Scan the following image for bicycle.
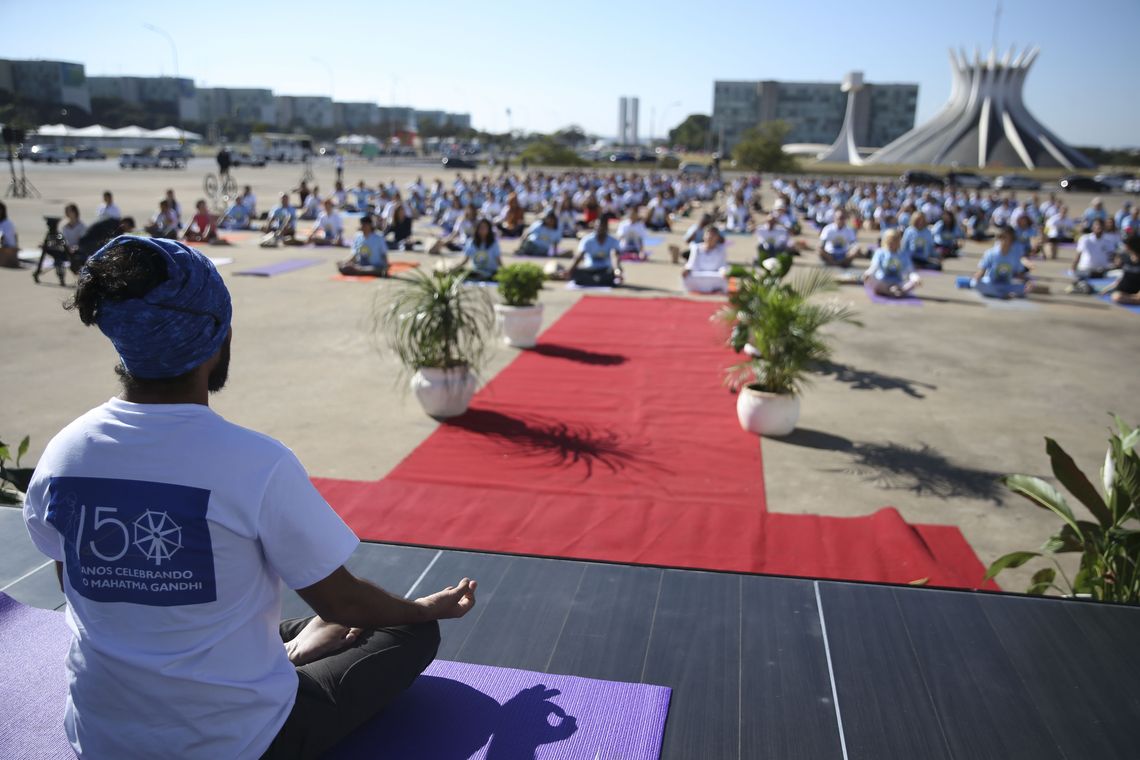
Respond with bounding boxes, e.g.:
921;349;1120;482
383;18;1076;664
204;172;238;199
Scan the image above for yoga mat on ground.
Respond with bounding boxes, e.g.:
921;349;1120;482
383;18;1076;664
864;281;922;306
234;258;323;277
1100;294;1140;314
0;593;670;760
317;296;993;589
331;262;421;281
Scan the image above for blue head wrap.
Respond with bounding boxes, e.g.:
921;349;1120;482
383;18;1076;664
87;235;232;379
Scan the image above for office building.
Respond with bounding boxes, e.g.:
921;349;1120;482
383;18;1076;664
89;76;198;122
711;78;917;153
617;96;640;145
275;96;333;129
0;58;91;111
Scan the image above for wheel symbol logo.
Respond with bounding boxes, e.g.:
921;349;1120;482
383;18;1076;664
133;510;182;566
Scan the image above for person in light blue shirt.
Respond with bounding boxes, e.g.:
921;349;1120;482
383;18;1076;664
337;215;388;276
931;209;963;259
461;219;502;281
863;228;920;297
1082;198;1107;231
516;212;563;257
218;200;250;230
260;194;299;247
973;226;1037;298
901;211;939;270
350;181;374;213
569;215;623;287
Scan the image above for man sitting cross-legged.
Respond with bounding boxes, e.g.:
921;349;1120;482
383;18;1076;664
23;235;476;759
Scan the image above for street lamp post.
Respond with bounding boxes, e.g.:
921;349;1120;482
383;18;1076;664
142;23;183;143
655;101;682;147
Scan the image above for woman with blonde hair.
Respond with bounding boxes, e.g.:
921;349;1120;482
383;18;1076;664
495;192;526;238
863;227;920;297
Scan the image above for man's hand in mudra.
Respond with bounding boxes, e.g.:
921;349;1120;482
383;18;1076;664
415;578;478;620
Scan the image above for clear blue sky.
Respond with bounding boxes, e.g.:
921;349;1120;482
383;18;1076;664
3;0;1137;147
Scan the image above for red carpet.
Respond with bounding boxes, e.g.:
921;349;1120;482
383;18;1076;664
316;296;994;590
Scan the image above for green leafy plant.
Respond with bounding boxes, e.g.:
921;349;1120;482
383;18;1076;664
716;256;860;396
985;416;1140;603
732;120;799;173
378;268;495;375
495;263;546;307
1;436;34;506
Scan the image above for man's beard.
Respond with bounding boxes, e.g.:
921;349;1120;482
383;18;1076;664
207;339;231;393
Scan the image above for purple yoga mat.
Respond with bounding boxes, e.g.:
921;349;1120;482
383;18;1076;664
235;257;324;277
0;594;670;760
864;282;922;306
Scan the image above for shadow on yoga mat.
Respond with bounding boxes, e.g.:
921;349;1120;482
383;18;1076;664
0;594;670;760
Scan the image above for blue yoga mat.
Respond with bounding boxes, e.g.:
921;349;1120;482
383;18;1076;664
0;592;671;760
643;235;664;247
234;258;324;277
1100;294;1140;314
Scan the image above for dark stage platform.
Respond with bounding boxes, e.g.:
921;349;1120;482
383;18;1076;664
2;507;1137;759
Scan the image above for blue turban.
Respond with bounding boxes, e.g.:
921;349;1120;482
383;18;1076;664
87;235;232;379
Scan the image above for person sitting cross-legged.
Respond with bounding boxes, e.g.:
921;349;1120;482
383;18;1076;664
568;215;623;287
218;197;251;230
24;235;477;760
615;206;649;260
1100;234;1140;305
183;200;230;245
902;211;939;270
1068;218;1115;293
863;227;920;297
338;215;389;276
818;210;861;267
307;199;346;247
973;225;1043;299
262;194;300;247
145;199;180;239
516;211;563;257
682;225;729;293
460;218;503;282
755;213;793;264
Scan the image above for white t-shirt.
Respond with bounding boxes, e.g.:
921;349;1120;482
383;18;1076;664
615;219;647;248
0;218;16;247
1076;233;1114;272
23;398;359;759
686;242;727;273
756;225;789;249
820;223;856;254
95;203;121;222
315;210;343;238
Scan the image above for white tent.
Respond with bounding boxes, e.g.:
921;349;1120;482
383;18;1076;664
29;123;202;149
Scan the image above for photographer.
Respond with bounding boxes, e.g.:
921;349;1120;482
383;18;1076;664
0;201;17;268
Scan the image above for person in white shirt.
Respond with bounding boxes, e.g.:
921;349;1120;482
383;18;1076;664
307;199;345;246
683;225;729;293
615;206;649;259
95;191;121;222
1072;218;1114;282
165;189;183;228
756;213;792;263
1043;205;1076;260
818;210;861;267
144;199;180;239
0;201;19;268
299;186;323;220
25;235;476;759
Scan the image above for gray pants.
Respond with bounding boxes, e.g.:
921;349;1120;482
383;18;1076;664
261;616;440;759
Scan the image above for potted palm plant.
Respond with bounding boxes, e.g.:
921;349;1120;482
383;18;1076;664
379;268;495;418
494;263;546;348
718;255;860;436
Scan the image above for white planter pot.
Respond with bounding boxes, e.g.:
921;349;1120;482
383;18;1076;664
736;385;800;436
495;303;544;348
410;366;477;419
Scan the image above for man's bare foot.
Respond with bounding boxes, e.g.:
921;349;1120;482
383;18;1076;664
285;616;362;666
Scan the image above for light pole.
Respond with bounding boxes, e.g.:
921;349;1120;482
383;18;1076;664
143;23;183;143
311;57;335;101
654;100;682;146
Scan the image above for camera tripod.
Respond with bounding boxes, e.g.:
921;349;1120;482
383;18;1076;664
5;152;40;199
32;217;74;286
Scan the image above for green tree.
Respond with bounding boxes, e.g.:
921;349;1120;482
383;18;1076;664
667;114;711;151
519;137;586;167
552;125;588;147
733;121;798;173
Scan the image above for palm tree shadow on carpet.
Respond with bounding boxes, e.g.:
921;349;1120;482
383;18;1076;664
445;409;661;480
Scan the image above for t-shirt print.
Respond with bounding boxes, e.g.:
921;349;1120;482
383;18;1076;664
47;476;217;606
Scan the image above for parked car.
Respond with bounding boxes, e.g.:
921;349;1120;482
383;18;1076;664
441;155;476;169
73;145;106;160
678;162;713;178
993;174;1042;191
155;147;188;168
119;149;160;169
1059;175;1109;193
1123;179;1140;194
901;170;944;187
1094;172;1134;190
608;152;637;163
231;152;266;167
945;171;990;189
28;144;74;163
